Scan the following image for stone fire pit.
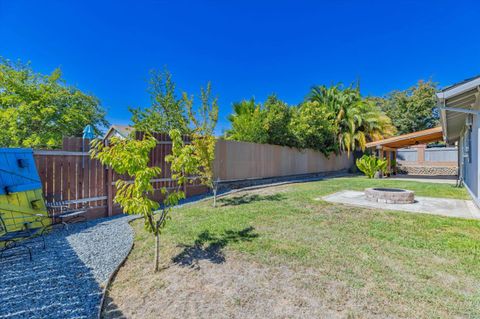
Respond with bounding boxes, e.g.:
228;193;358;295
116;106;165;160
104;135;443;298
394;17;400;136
365;188;415;204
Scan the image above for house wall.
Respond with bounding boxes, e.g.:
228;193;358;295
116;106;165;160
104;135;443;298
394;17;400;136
462;114;479;202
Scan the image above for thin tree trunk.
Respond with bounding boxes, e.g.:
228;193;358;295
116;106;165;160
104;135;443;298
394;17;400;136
154;229;160;272
213;188;217;207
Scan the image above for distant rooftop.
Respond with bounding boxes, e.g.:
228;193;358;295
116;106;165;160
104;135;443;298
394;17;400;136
103;124;134;139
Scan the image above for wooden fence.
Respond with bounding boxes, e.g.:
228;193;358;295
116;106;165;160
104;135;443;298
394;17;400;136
33;136;207;219
33;136;353;220
396;145;458;166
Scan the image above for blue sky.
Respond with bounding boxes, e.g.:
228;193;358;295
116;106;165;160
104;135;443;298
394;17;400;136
1;0;479;135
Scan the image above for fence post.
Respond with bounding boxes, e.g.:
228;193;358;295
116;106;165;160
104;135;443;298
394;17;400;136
107;166;113;216
416;145;426;164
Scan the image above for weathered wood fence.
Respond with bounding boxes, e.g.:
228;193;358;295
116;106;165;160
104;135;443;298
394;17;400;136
34;136;207;219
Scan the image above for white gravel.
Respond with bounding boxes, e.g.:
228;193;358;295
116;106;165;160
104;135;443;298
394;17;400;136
0;214;136;319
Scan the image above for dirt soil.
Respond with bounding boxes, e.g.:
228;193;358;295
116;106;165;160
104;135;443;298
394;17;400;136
103;250;383;319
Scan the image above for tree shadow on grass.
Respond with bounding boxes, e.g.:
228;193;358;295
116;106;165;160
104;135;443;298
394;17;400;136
172;227;258;268
101;295;128;319
218;193;286;206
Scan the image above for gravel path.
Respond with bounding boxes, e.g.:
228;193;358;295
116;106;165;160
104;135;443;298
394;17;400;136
0;214;137;319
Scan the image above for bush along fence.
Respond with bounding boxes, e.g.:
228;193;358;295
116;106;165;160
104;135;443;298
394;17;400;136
32;136;353;220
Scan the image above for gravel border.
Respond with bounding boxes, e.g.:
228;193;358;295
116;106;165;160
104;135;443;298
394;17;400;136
0;214;136;319
97;219;138;319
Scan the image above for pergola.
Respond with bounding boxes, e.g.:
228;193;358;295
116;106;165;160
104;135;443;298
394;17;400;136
365;127;444;174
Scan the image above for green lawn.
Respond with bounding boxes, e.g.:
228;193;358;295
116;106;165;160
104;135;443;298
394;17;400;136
104;177;480;319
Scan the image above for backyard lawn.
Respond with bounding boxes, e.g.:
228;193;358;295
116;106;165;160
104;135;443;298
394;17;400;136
102;177;479;318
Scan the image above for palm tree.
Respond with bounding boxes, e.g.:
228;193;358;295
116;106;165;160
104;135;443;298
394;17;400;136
225;99;267;143
308;84;395;156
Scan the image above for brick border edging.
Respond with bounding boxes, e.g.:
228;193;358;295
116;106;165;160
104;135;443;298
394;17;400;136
365;187;415;204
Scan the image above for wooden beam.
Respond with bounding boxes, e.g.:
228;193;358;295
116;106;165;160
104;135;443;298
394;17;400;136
366;127;443;148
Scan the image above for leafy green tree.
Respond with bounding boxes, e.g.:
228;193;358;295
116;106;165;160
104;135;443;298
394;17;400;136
90;132;193;272
130;69;190;134
91;76;219;270
0;58;108;148
226;98;267;143
289;101;338;155
184;83;219;205
263;94;295;147
375;80;438;134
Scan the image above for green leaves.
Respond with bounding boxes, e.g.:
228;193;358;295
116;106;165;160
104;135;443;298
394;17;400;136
130;68;190;135
309;84;395;156
0;57;108;148
226;98;268;144
226;86;394;157
375;80;438;135
356;155;388;178
91;135;163;229
263;95;295;147
289;101;338;156
166;129;197;187
167;79;219;191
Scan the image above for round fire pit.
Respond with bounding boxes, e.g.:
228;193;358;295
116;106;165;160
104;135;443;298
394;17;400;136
365;188;415;204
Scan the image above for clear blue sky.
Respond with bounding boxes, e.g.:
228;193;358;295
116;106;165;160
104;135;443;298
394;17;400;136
1;0;479;135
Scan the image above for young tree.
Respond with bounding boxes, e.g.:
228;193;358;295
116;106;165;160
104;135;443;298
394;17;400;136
91;72;219;270
0;58;108;148
130;68;190;134
375;80;438;134
90;133;192;272
184;83;219;206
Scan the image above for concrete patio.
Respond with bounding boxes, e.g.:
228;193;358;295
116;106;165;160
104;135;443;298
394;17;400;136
321;190;480;220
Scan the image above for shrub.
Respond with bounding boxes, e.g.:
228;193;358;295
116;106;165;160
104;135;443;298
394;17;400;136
356;155;387;178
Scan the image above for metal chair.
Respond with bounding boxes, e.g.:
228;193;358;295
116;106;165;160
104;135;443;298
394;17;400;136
0;213;46;261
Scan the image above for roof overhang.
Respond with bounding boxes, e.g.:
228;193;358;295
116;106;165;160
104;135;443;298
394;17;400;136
365;127;443;149
437;79;480;143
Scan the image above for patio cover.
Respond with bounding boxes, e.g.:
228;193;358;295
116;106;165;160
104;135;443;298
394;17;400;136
365;127;444;150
